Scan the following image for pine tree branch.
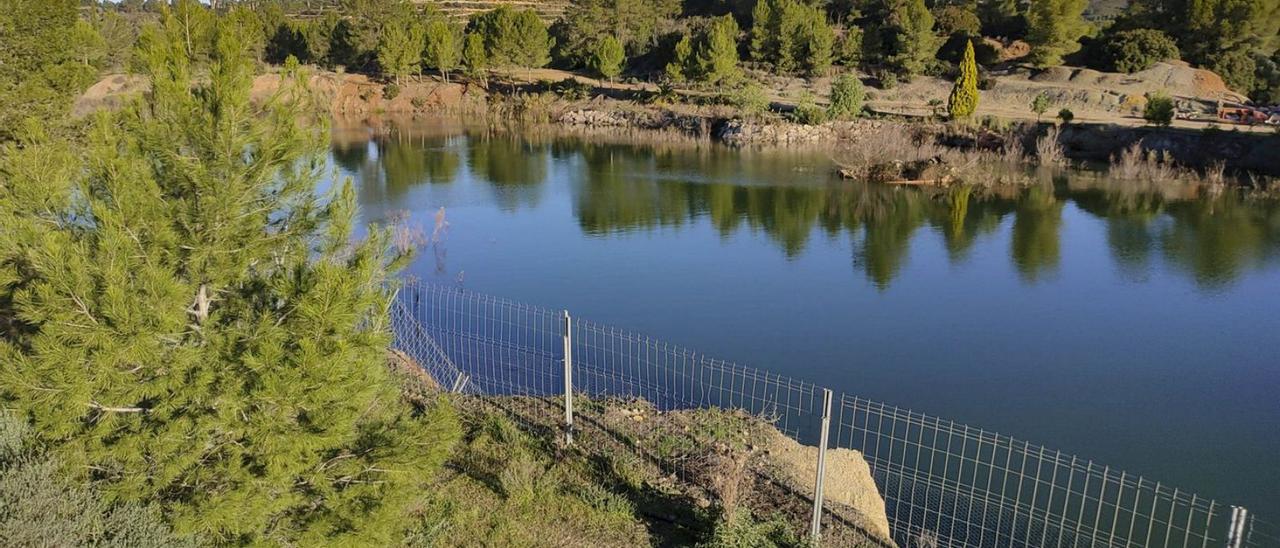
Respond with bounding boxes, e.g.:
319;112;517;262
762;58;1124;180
87;401;148;413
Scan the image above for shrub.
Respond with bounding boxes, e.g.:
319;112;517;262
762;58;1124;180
729;82;771;117
1143;92;1175;126
0;414;193;548
828;73;865;120
1057;108;1074;124
791;92;827;125
1035;126;1066;165
384;82;401;100
1031;92;1052;120
877;70;899;90
1101;29;1179;73
1211;50;1257;94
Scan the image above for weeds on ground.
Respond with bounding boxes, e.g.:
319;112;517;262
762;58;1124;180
406;412;649;547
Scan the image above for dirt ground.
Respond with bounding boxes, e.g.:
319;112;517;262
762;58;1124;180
76;59;1273;135
462;394;898;548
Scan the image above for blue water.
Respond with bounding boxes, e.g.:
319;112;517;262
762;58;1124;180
335;121;1280;519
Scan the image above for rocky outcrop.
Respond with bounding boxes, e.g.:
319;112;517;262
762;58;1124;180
716;119;893;146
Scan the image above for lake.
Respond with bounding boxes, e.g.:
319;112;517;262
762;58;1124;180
333;118;1280;520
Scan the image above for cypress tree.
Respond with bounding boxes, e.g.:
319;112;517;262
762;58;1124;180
948;40;980;119
0;13;459;545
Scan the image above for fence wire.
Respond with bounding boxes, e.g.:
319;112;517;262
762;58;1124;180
389;280;1266;548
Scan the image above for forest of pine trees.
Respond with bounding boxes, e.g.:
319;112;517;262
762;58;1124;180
1;0;1279;543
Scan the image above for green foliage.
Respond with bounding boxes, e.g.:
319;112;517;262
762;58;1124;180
935;4;982;38
1031;92;1052;119
1100;29;1180;73
1;414;194;548
1026;0;1090;66
589;36;626;81
0;0;99;141
463;31;488;76
1143;92;1175;126
666;33;695;83
750;0;836;76
70;19;108;69
697;15;743;84
1173;0;1280;70
552;0;681;68
838;25;864;66
729;81;771;117
979;0;1027;38
424;19;461;82
1252;51;1280;103
791;91;827;125
334;0;416;70
1057;108;1074;124
471;6;553;70
0;16;460;545
885;0;943;78
378;20;425;85
948;40;980;119
88;10;141;72
698;510;803;548
828;73;866;120
1211;49;1258;94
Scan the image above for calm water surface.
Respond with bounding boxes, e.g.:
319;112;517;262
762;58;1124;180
333;120;1280;518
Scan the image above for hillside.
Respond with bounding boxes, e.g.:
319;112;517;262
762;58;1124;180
415;0;569;20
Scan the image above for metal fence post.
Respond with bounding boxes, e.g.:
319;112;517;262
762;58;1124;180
562;310;574;445
810;388;834;542
1227;506;1248;548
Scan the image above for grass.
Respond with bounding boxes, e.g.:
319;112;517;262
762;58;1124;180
405;412;651;547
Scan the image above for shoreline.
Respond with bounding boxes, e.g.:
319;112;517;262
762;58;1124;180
77;69;1280;178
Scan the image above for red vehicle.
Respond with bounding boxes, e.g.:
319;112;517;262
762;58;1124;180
1217;106;1269;124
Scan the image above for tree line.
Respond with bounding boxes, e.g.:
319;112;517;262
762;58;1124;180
28;0;1278;110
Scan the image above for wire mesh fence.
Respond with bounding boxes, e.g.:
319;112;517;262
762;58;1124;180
389;280;1267;548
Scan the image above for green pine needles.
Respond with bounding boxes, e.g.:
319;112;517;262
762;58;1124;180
0;10;459;546
948;40;980;119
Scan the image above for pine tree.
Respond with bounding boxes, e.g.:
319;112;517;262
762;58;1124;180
697;15;743;84
590;35;626;81
423;19;460;82
948;40;980;118
666;33;694;82
0;0;99;141
1026;0;1089;66
378;21;424;85
471;6;552;70
463;31;488;77
889;0;942;77
750;0;775;63
0;15;459;545
749;0;836;76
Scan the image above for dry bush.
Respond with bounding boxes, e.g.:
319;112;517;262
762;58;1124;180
1203;160;1227;185
1034;126;1066;166
1110;142;1182;182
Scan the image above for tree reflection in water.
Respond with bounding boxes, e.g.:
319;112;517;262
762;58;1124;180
338;125;1280;290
